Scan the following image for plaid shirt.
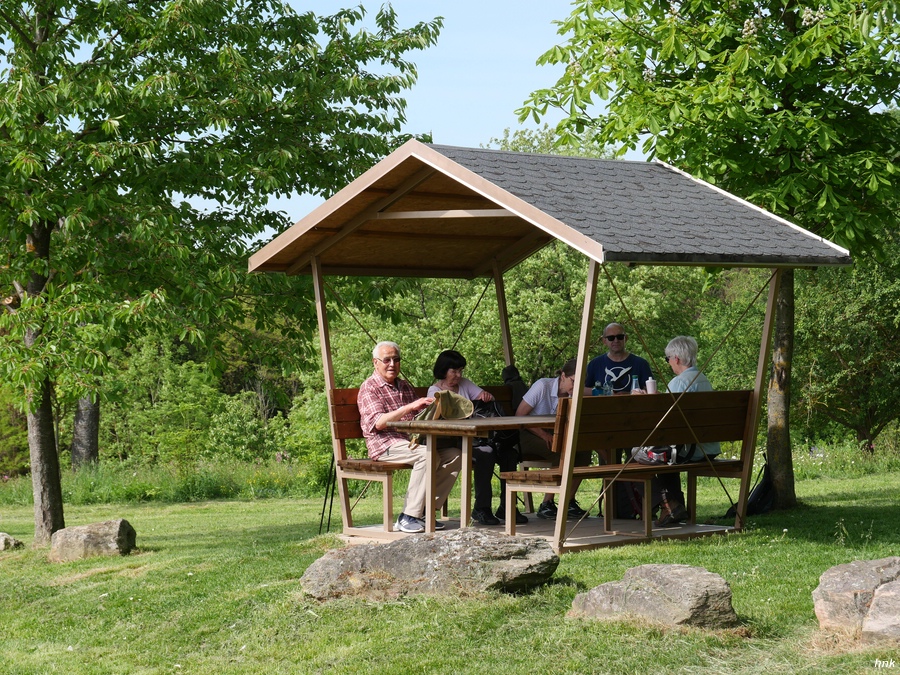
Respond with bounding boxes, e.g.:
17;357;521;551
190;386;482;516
357;372;417;459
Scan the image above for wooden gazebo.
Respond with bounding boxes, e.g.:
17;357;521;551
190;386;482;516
249;139;851;551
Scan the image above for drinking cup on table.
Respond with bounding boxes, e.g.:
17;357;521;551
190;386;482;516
646;378;657;394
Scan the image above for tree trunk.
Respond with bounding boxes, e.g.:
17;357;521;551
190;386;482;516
25;219;65;545
766;269;797;509
71;396;100;469
28;376;65;546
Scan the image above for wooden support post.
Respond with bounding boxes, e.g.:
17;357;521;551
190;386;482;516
311;256;354;531
554;257;600;552
493;260;514;366
735;268;781;529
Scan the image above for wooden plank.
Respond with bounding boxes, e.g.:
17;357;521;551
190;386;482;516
332;420;364;440
331;406;364;423
577;424;747;449
338;459;413;473
501;459;746;484
375;208;517;219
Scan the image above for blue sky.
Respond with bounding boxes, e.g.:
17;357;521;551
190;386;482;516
277;1;581;218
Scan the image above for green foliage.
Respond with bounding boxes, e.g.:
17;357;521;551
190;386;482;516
283;382;336;492
100;337;224;463
0;1;442;537
207;392;288;463
0;384;28;477
485;123;613;157
0;1;443;405
792;435;900;480
794;236;900;447
522;0;900;253
697;269;772;391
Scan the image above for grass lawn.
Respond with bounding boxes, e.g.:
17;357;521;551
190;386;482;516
1;473;898;674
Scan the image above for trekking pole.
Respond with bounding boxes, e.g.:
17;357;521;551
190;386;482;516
319;455;336;535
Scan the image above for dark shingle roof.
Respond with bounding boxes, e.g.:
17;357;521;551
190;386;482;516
430;144;850;267
249;140;851;276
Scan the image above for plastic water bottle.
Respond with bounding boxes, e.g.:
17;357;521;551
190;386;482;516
631;375;640;394
602;382;613;396
592;381;602;396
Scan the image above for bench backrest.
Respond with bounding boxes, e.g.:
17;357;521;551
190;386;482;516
329;385;516;441
561;390;753;456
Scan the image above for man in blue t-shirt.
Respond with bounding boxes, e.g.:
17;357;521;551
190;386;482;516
584;322;654;394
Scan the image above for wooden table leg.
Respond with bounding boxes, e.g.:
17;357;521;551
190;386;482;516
425;434;436;533
460;436;472;528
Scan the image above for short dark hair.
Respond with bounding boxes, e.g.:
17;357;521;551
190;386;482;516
558;358;577;378
432;349;467;380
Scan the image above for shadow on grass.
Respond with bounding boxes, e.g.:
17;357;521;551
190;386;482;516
725;505;892;547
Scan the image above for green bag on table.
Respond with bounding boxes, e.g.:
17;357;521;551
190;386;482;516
408;390;473;448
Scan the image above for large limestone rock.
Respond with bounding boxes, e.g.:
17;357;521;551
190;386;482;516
301;529;558;600
570;564;739;628
49;519;136;562
813;557;900;644
0;533;24;551
864;580;900;644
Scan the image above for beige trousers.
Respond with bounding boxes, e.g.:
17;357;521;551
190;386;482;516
379;440;461;519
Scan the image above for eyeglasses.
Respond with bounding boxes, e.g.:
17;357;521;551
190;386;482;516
664;355;673;363
447;367;465;374
604;334;626;341
375;356;401;365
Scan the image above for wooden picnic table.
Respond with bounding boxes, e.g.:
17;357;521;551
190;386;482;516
387;415;556;532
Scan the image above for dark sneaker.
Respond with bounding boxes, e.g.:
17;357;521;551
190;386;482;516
536;501;558;520
433;519;446;531
396;513;425;533
495;506;529;525
568;499;588;518
655;500;688;527
471;507;500;526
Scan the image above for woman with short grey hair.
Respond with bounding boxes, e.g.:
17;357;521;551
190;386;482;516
664;335;697;368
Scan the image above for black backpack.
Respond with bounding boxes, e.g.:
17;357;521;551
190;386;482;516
725;454;774;518
471;399;520;469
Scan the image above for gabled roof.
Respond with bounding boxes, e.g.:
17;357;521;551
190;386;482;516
249;139;851;277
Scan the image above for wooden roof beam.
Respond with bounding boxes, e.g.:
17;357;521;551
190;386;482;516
285;165;437;275
375;209;517;220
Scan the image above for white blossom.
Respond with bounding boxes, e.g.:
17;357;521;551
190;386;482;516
802;6;827;27
742;17;759;38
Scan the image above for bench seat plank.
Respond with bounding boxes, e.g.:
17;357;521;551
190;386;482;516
500;458;745;484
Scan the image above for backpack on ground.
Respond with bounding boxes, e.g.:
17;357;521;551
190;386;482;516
725;453;774;518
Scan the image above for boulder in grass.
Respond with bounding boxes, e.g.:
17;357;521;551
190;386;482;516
48;519;136;562
0;533;24;551
813;557;900;645
863;579;900;644
570;564;739;629
301;529;558;601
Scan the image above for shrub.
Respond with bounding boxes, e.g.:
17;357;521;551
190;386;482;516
0;385;28;477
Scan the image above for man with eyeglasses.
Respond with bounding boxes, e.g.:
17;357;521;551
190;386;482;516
357;341;461;534
584;322;654;395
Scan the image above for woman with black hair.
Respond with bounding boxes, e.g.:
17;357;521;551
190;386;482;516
428;349;527;526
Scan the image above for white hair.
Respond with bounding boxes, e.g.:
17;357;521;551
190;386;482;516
665;336;698;367
372;341;401;359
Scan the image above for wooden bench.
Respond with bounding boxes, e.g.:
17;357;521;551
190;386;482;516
500;390;753;544
329;385;514;539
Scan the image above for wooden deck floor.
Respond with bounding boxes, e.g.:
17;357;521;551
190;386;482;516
337;514;736;552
